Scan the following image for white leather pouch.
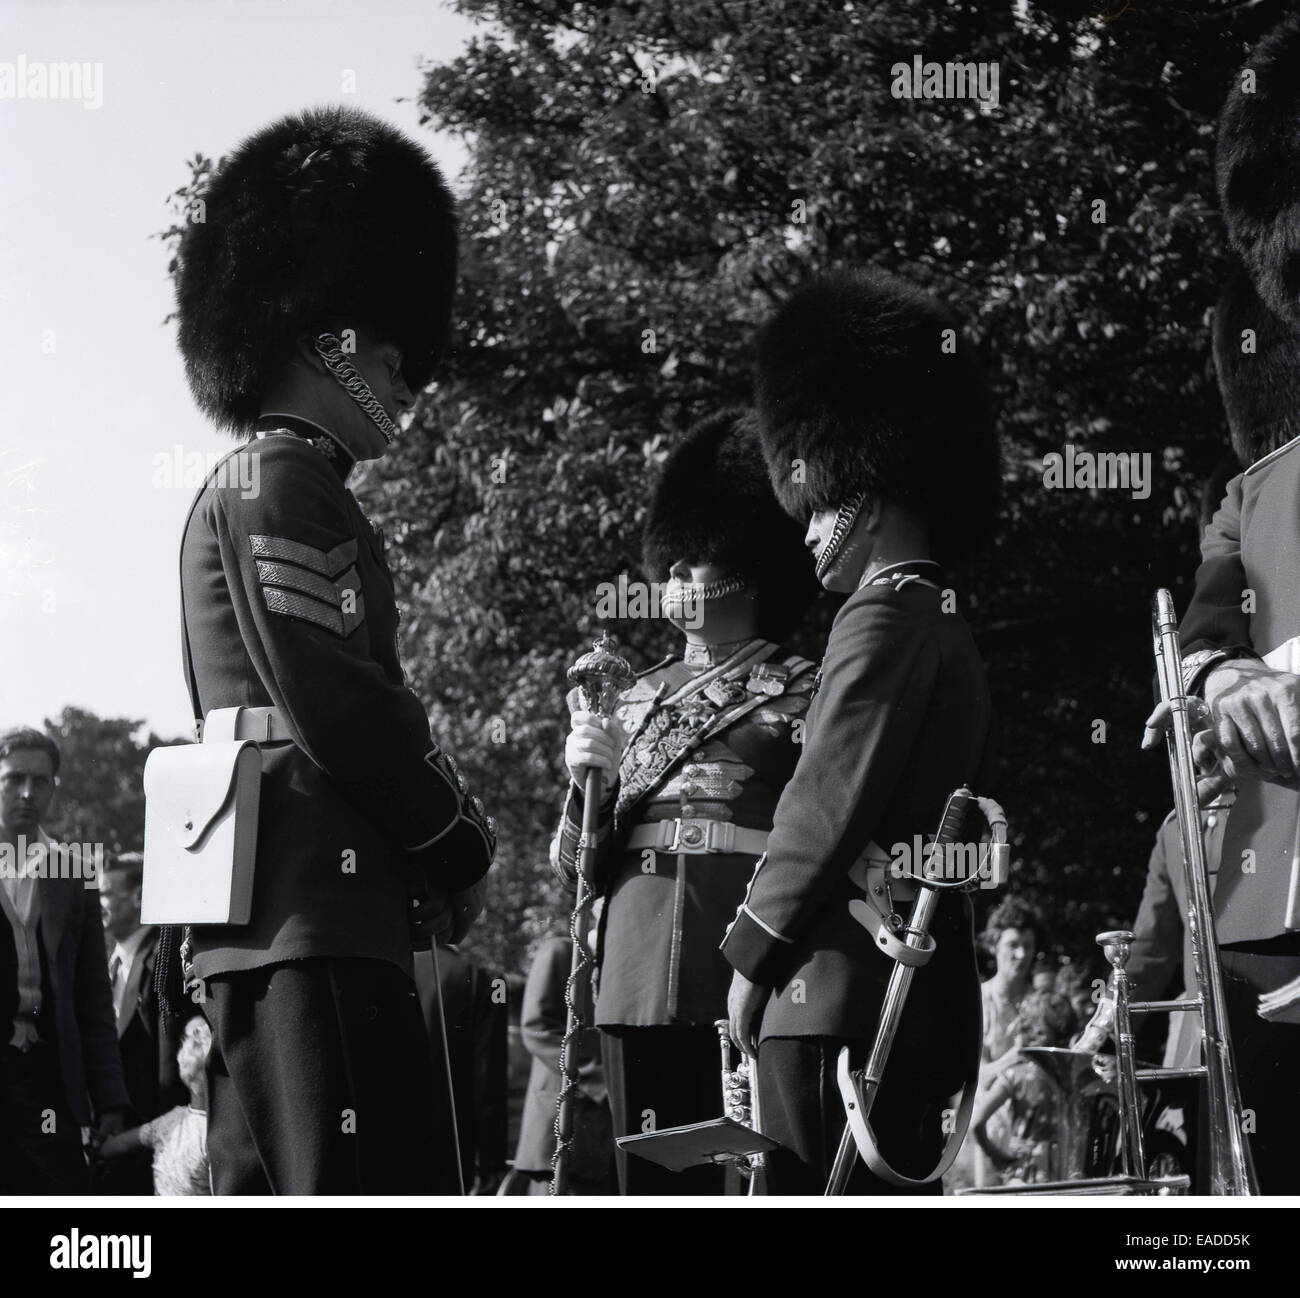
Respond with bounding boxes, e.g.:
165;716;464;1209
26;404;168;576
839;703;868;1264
141;707;261;925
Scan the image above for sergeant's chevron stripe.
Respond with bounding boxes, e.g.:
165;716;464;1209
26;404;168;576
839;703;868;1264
255;559;343;607
249;533;358;578
249;534;364;638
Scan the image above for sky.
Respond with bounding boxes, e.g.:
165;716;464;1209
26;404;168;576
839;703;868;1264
0;0;475;739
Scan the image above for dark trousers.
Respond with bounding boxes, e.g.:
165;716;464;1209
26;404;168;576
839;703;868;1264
202;957;450;1195
0;1043;87;1194
602;1025;727;1195
758;1037;945;1196
1220;943;1300;1194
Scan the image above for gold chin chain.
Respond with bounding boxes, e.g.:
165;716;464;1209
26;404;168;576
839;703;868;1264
312;332;400;445
815;491;867;579
664;574;749;605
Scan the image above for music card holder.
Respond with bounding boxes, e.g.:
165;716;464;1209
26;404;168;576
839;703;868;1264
616;1118;778;1173
141;707;262;925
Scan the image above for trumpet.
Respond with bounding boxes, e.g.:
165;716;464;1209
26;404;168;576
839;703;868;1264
717;1019;768;1195
613;1020;778;1190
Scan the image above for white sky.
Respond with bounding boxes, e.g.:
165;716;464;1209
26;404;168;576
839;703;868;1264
0;0;474;739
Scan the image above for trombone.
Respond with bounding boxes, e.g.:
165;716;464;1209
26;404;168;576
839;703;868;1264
1114;588;1257;1194
970;592;1255;1196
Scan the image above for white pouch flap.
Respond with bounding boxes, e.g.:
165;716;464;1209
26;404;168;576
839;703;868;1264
142;736;261;926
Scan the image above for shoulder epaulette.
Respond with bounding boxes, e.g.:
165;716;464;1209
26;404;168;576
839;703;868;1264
1245;433;1300;477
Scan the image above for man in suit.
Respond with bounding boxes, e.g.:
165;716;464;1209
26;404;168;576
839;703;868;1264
724;269;1000;1194
0;728;129;1192
554;412;819;1193
95;852;182;1192
168;107;496;1194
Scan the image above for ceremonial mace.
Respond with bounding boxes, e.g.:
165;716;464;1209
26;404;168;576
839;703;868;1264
551;632;633;1196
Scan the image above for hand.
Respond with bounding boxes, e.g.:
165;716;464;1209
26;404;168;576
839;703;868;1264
410;880;485;948
1091;1053;1118;1084
1201;660;1300;787
564;711;626;790
91;1109;126;1151
727;970;769;1059
1142;677;1285;797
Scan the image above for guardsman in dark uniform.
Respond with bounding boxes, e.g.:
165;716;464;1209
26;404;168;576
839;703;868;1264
723;269;1000;1195
554;411;819;1193
1144;24;1300;1189
170;107;495;1194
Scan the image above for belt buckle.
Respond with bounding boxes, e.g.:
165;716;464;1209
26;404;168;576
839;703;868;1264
665;818;707;852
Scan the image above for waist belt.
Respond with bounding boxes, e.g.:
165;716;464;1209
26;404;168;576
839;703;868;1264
626;819;769;856
204;706;293;744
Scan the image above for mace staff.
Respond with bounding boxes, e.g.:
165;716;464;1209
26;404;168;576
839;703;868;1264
551;632;633;1196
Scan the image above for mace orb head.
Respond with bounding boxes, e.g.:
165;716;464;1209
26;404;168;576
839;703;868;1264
567;631;634;718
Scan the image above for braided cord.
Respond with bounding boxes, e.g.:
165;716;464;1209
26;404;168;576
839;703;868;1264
313;333;399;444
550;867;596;1193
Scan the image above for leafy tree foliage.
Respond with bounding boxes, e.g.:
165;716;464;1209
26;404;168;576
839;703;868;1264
40;707;178;855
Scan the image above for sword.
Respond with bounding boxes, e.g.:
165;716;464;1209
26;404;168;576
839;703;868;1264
428;939;466;1196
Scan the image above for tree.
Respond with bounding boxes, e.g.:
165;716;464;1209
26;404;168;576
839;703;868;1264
41;707;180;855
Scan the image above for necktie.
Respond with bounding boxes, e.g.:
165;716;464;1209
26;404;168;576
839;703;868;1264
110;952;124;1015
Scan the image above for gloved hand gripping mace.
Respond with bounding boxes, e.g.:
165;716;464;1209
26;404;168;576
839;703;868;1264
551;633;633;1195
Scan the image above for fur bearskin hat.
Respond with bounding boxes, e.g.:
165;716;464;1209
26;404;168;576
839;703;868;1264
754;268;999;564
176;105;457;432
1213;266;1300;468
642;410;819;639
1216;16;1300;326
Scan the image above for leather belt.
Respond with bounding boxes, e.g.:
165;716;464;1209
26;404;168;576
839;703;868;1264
848;842;919;913
209;706;293;744
626;819;769;856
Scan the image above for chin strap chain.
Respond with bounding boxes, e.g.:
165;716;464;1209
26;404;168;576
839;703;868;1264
815;491;867;580
313;332;399;445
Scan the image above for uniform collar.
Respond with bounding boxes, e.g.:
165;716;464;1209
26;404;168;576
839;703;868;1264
858;559;943;592
256;413;354;479
682;637;760;670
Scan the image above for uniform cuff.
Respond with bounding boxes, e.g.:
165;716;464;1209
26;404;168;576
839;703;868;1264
721;906;795;988
1183;646;1257;697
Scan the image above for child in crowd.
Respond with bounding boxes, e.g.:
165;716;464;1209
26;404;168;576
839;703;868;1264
98;1014;211;1195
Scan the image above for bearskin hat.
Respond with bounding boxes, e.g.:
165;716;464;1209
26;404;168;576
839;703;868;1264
754;268;999;564
176;105;457;432
641;410;819;639
1216;16;1300;326
1213;266;1300;468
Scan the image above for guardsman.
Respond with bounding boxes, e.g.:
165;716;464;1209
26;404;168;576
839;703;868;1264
723;268;1000;1194
554;411;819;1194
1143;20;1300;1194
171;106;495;1194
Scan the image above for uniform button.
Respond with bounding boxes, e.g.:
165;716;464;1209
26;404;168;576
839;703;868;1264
683;765;701;777
681;804;697;817
363;1005;379;1022
680;782;696;796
